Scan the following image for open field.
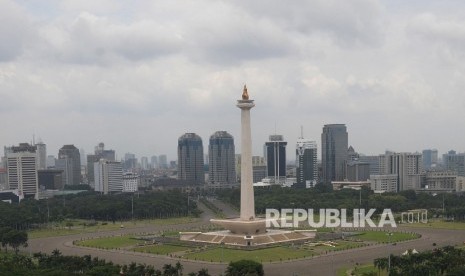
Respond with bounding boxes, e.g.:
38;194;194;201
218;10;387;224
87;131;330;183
76;236;141;249
134;244;191;255
28;217;198;239
184;246;313;263
355;231;418;243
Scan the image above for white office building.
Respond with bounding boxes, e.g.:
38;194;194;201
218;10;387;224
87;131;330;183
94;160;123;194
7;150;39;199
370;174;398;193
123;172;139;192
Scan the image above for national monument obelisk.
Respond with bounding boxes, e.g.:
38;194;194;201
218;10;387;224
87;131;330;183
237;85;255;221
210;85;266;235
181;86;315;245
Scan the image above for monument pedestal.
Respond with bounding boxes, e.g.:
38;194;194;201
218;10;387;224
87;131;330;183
210;218;267;235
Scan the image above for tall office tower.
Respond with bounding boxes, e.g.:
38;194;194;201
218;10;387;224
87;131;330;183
94;142;116;161
346;161;370;181
358;155;380;176
321;124;348;184
46;155;55;168
58;145;81;186
443;150;465;176
79;148;86;167
35;141;46;170
252;156;266;183
7;143;39;199
151;155;158;169
177;133;204;185
422;149;438;169
87;143;118;188
2;146;13;169
347;146;359;161
94;159;123;194
158;155;168;169
264;135;287;184
379;151;423;191
295;137;317;188
208;131;236;186
55;157;73;187
123;153;137;171
141;157;149;170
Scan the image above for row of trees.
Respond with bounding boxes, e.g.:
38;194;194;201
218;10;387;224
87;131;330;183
374;246;465;275
0;250;263;276
0;190;199;230
216;185;465;218
0;227;28;253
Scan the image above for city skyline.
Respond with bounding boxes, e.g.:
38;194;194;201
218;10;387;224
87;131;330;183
2;1;465;159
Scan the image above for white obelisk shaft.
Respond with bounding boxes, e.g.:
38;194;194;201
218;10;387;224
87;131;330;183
237;100;255;221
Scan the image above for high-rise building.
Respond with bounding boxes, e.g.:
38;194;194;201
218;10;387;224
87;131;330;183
94;159;123;194
208;131;236;186
264;135;287;184
6;143;39;199
35;142;46;170
38;169;64;190
358;155;380;176
123;152;137;171
443;151;465;177
58;145;81;186
46;155;56;168
379;151;423;191
178;133;204;185
141;157;149;170
55;157;73;187
321;124;348;184
346;161;370;181
158;155;168;169
87;143;116;186
422;149;438;169
151;155;158;169
295;137;317;188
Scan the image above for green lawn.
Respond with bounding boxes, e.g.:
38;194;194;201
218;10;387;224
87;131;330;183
355;231;418;243
184;246;315;263
134;244;190;255
28;217;198;239
402;220;465;230
76;236;141;249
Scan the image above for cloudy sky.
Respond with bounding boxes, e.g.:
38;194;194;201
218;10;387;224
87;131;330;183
1;0;465;161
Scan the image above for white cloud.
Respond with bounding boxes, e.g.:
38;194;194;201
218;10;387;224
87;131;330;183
2;0;465;159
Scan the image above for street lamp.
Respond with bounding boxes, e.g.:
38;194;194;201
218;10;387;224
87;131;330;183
387;232;393;273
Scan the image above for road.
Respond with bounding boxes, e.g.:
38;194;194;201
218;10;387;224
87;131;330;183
27;200;465;275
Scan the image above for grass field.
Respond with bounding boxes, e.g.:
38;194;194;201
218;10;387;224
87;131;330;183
355;231;418;243
402;220;465;230
184;246;315;263
76;236;141;249
28;217;198;239
134;244;190;255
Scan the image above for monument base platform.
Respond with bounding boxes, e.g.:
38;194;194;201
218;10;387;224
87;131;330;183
180;229;316;247
210;218;267;235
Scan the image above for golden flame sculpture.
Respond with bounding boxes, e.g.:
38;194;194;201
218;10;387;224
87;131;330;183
242;84;249;100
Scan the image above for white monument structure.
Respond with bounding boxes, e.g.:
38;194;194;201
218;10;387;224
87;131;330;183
180;85;315;246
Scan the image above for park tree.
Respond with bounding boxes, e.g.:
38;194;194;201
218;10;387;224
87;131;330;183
225;260;264;276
